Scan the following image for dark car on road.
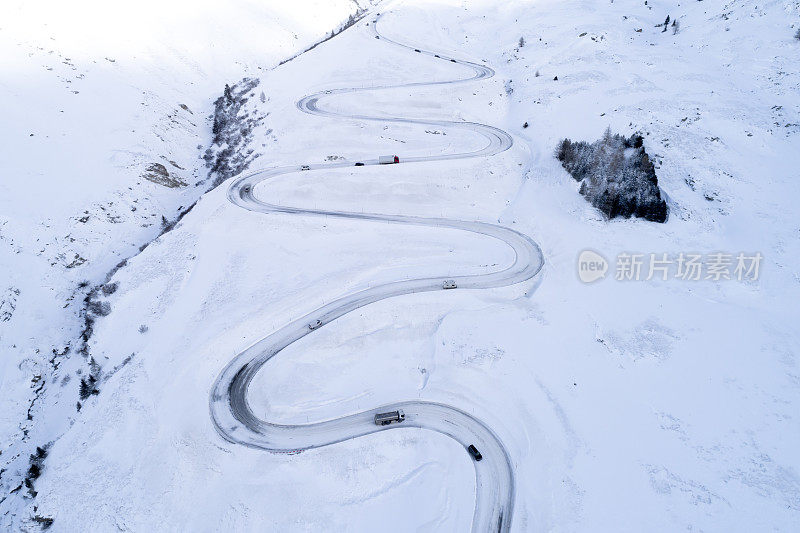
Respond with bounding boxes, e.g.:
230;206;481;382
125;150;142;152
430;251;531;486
467;444;482;461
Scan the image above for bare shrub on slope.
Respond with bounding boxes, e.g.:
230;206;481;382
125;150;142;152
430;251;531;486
203;78;264;187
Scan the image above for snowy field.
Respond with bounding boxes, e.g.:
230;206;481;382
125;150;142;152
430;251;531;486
3;0;800;531
0;0;376;528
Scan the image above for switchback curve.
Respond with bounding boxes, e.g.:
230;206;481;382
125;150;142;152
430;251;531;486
210;12;544;532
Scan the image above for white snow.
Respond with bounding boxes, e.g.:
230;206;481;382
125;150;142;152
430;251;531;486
0;0;376;528
3;0;800;530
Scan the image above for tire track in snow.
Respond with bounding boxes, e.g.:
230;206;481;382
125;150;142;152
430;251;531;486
210;12;543;532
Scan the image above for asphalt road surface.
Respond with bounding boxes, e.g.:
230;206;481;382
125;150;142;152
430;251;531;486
210;12;544;532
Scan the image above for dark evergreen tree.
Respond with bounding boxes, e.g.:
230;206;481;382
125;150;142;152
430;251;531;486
555;130;668;222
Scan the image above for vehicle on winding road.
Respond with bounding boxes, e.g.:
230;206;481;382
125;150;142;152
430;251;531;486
374;410;405;426
308;319;322;330
378;155;400;164
443;279;457;289
468;444;483;461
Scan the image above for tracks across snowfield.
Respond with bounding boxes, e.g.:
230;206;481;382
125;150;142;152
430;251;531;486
210;12;543;532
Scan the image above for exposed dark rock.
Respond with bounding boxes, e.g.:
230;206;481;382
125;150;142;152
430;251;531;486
100;282;118;296
24;445;48;498
32;515;54;530
142;162;187;188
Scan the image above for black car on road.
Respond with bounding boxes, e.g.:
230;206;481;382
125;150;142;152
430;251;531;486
467;444;482;461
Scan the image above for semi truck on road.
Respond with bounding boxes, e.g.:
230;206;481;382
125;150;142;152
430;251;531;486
374;410;405;426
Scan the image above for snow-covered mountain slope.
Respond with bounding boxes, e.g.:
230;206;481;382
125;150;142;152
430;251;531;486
0;0;377;529
4;0;800;530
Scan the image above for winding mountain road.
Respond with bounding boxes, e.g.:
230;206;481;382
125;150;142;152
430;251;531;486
210;12;544;532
